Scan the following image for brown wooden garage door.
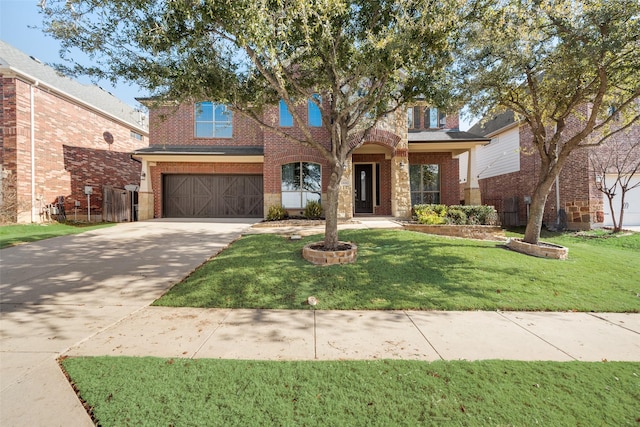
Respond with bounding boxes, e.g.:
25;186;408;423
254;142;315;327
163;174;263;218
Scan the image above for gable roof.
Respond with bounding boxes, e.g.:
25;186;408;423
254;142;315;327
468;110;518;137
0;40;147;134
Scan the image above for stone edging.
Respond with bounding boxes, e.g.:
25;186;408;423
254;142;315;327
302;241;358;265
506;238;568;260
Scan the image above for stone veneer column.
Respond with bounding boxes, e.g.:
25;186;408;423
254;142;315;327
464;146;482;205
337;158;353;219
137;160;154;220
391;155;411;218
391;110;411;218
263;193;281;218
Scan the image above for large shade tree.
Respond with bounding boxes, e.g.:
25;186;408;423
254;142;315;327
459;0;640;244
41;0;468;250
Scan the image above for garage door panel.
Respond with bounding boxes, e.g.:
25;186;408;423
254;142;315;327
163;174;263;218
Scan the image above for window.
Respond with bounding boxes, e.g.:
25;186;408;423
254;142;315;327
279;99;293;127
130;131;143;140
410;164;440;205
408;106;422;129
281;162;321;208
195;102;232;138
424;108;446;129
308;94;322;127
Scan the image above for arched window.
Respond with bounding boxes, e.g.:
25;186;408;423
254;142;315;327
281;162;321;208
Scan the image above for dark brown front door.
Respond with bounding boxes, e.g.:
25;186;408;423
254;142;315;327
163;174;263;218
354;164;373;214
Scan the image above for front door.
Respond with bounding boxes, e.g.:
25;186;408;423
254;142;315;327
354;164;373;214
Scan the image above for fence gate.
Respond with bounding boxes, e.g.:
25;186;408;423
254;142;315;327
102;186;130;222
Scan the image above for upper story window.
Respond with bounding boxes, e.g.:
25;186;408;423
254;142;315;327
407;107;421;129
425;108;446;129
281;162;321;208
279;99;293;127
408;106;446;130
195;102;233;138
308;95;322;127
130;131;143;140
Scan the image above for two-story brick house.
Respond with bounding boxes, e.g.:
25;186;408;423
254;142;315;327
469;110;640;229
133;99;489;220
0;40;149;223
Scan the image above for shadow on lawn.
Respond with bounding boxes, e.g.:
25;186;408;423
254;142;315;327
157;229;512;310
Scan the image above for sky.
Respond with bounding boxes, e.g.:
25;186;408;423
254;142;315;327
0;0;147;109
0;0;474;130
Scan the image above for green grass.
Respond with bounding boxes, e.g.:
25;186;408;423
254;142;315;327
0;222;114;248
154;229;640;312
61;356;640;427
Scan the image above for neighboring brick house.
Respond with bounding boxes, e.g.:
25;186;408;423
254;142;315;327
0;41;148;223
133;99;489;220
468;110;640;229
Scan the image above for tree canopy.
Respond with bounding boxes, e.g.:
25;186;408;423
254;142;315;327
458;0;640;244
42;0;469;249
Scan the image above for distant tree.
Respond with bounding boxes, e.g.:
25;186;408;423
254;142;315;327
589;133;640;232
459;0;640;245
41;0;469;250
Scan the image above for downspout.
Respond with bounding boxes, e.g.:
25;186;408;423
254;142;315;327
30;81;38;222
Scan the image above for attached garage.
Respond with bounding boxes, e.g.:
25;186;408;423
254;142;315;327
602;175;640;227
163;174;263;218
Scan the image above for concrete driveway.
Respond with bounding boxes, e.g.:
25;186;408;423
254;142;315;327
0;218;257;426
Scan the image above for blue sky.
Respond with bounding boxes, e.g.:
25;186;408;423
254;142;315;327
0;0;474;129
0;0;146;108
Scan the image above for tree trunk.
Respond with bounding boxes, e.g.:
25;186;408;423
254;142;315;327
523;175;557;244
323;161;343;250
615;192;626;233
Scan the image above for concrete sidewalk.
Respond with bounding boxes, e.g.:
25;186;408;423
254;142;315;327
66;307;640;362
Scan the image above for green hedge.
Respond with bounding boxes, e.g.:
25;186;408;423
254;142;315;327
413;204;499;226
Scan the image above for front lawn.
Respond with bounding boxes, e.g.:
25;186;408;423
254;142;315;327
61;357;640;427
153;229;640;312
0;222;114;249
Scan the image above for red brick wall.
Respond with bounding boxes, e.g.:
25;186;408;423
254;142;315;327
1;77;147;221
408;152;460;205
262;100;332;194
479;121;601;228
150;162;264;218
149;103;263;147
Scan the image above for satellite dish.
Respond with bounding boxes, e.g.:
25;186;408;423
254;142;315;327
103;131;114;145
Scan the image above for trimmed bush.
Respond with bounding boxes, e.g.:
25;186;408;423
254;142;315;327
446;208;467;225
303;200;323;219
413;204;499;226
414;204;447;225
266;205;288;221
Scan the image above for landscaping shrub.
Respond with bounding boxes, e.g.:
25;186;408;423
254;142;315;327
414;204;447;224
446;208;467;225
266;205;288;221
413;204;499;226
303;200;323;219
